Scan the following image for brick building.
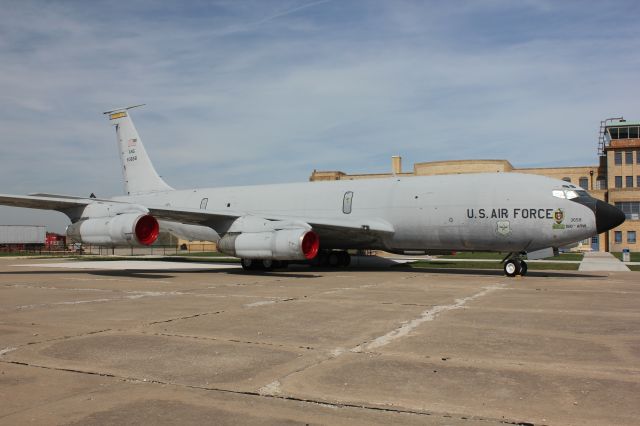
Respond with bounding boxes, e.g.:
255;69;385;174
310;118;640;252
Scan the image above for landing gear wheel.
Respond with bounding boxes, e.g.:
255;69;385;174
337;251;351;267
261;259;274;271
504;259;521;277
241;258;254;271
276;260;289;270
519;260;528;276
315;251;329;267
328;252;340;267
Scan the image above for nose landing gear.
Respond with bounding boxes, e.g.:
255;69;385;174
503;254;528;277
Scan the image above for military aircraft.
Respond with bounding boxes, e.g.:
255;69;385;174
0;106;625;276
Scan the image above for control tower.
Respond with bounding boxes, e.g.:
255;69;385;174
599;118;640;251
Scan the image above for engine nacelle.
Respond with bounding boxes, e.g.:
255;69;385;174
67;213;159;247
218;229;319;260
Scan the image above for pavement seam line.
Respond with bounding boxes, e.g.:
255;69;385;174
146;310;225;325
145;331;315;351
0;359;535;426
0;328;113;353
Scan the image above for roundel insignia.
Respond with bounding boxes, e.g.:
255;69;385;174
496;220;511;236
554;208;565;224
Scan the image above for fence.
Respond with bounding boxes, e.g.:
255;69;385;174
83;244;220;256
0;244;222;257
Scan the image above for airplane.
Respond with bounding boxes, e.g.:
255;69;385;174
0;105;625;277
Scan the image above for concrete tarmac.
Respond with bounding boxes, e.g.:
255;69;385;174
0;258;638;425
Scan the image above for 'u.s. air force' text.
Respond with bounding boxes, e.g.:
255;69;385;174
466;208;554;219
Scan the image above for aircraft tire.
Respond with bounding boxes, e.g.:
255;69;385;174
241;258;254;271
276;260;289;269
504;259;521;277
328;252;340;267
520;260;528;276
261;259;274;271
338;251;351;267
315;251;329;267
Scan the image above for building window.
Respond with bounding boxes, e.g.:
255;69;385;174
626;176;634;188
596;176;607;189
637;176;640;188
628;231;637;244
615;176;622;188
609;128;619;139
626;151;634;164
615;231;622;244
562;177;571;183
615;201;640;220
579;177;588;189
631;127;639;139
615;152;622;165
619;127;629;138
637;150;640;164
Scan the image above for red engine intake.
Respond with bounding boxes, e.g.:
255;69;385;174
301;230;320;260
135;214;160;246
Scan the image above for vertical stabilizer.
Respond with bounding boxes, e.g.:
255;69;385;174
104;105;173;195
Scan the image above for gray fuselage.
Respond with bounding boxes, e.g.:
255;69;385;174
116;172;599;253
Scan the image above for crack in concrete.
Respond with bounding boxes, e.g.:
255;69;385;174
251;284;508;408
0;360;537;425
243;297;297;308
0;347;17;356
352;284;505;352
146;310;224;325
9;290;193;312
1;328;113;353
146;331;315;351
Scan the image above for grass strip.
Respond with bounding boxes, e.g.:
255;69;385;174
409;260;579;271
437;251;583;261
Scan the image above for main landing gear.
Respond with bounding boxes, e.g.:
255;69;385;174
503;254;527;277
314;250;351;268
240;250;351;272
240;258;288;271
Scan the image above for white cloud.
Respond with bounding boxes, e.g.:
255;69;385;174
0;0;639;232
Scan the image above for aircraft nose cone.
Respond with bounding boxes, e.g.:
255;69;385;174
595;200;626;233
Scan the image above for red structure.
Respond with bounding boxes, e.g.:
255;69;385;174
45;233;66;249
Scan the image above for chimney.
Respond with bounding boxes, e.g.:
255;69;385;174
392;155;402;174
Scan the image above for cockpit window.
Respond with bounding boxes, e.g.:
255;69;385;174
565;190;579;199
553;189;590;200
552;190;566;199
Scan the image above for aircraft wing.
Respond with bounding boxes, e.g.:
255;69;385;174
148;205;393;232
147;205;394;246
0;193;93;211
0;194;394;245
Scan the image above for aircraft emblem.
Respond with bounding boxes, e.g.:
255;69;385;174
554;208;565;224
496;220;511;236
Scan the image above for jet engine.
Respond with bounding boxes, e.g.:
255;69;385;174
66;213;160;246
217;229;319;260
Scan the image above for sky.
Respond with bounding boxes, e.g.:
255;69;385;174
0;0;639;233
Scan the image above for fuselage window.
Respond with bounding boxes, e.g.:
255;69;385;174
343;191;353;214
200;198;208;209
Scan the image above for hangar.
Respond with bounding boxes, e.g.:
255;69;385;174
310;118;640;253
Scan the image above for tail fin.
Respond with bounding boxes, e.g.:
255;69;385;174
104;105;173;195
